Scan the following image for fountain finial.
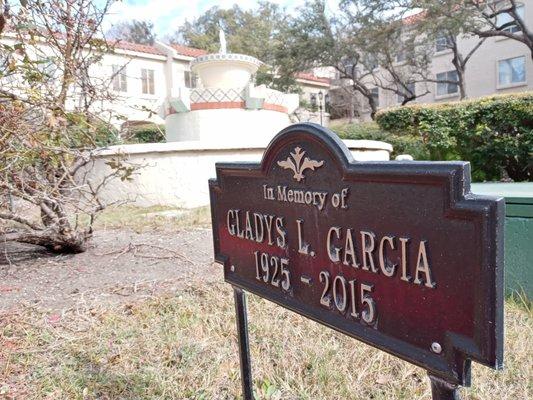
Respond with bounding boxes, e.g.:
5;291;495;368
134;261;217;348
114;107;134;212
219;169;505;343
219;27;227;54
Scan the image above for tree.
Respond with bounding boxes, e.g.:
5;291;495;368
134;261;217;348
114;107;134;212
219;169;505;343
467;0;532;58
373;1;487;100
345;8;433;105
278;1;432;119
368;0;532;59
168;2;297;91
106;19;156;45
169;2;286;63
350;0;492;100
0;0;133;253
410;0;532;97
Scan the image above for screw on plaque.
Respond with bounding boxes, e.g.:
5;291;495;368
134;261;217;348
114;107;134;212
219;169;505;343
431;342;442;354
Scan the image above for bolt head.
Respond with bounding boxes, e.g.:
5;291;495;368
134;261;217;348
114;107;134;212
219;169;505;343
431;342;442;354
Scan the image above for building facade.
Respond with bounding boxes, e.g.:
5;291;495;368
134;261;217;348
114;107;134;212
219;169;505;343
0;35;330;130
331;3;532;121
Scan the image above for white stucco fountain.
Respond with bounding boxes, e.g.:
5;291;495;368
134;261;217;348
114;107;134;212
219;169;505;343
87;30;393;208
163;29;298;147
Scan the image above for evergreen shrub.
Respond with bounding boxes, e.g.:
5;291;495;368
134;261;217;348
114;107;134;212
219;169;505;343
375;92;533;181
331;121;430;161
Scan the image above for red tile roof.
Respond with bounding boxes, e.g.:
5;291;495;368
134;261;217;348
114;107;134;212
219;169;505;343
113;40;165;56
112;41;207;58
295;72;331;85
402;10;427;25
170;44;208;58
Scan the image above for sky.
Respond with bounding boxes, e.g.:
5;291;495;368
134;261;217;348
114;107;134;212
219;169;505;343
102;0;339;39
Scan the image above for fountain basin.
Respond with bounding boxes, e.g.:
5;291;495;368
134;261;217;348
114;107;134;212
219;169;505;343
191;53;261;88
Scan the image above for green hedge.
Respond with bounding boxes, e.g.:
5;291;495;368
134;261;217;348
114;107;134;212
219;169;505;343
125;124;166;144
66;113;120;148
375;93;533;182
331;122;430;160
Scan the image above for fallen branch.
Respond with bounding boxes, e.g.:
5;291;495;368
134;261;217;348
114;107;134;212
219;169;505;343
95;242;196;265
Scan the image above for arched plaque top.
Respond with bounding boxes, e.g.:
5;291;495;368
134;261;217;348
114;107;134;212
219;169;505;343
260;123;355;176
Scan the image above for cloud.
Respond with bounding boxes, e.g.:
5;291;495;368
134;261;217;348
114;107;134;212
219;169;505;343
103;0;338;39
103;0;200;36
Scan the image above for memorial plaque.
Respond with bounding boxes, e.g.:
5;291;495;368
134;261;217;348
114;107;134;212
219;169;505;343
210;124;504;393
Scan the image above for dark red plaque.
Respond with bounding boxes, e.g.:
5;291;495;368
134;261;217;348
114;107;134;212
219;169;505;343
210;124;504;390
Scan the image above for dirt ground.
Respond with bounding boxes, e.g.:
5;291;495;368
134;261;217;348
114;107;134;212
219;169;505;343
0;227;220;312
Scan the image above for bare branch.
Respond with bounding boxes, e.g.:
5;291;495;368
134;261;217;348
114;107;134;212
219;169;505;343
0;211;42;231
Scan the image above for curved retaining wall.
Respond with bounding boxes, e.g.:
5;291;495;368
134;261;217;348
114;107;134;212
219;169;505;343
88;139;392;209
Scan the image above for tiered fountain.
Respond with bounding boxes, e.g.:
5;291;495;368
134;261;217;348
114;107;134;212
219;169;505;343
163;30;298;146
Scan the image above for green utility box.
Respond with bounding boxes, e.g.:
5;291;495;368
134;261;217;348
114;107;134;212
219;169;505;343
472;183;533;299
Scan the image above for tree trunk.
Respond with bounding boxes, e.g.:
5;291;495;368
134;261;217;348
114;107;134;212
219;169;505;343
367;96;377;120
505;157;532;181
452;54;467;100
3;230;90;253
458;69;466;100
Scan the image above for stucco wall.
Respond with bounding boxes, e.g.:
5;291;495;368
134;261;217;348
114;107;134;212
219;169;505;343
89;144;265;208
165;108;292;146
87;139;392;209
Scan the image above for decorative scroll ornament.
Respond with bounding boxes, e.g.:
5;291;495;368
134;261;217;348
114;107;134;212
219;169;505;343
277;146;324;182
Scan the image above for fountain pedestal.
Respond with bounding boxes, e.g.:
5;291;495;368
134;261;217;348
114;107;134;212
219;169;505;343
163;52;298;146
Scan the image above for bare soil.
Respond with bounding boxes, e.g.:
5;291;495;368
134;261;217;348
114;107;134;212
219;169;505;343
0;227;219;312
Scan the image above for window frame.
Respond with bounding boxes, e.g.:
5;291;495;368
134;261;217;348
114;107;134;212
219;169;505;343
141;68;155;95
363;55;379;72
435;34;453;53
435;70;459;99
497;55;527;89
395;49;406;64
184;70;197;89
112;64;128;93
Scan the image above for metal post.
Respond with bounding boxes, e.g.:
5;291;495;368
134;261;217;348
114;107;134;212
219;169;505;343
428;374;461;400
233;287;254;400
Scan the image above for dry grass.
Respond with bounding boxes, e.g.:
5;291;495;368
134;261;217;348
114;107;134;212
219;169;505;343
93;205;212;232
1;204;212;235
0;283;531;400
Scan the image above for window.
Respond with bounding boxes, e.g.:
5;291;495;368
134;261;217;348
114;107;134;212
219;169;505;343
436;71;459;96
141;68;155;95
435;35;453;52
397;82;416;103
310;93;318;110
112;65;127;92
396;50;406;63
340;58;357;77
370;87;379;107
498;56;526;86
343;63;356;76
35;55;57;80
184;70;197;88
364;55;378;71
496;4;525;33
